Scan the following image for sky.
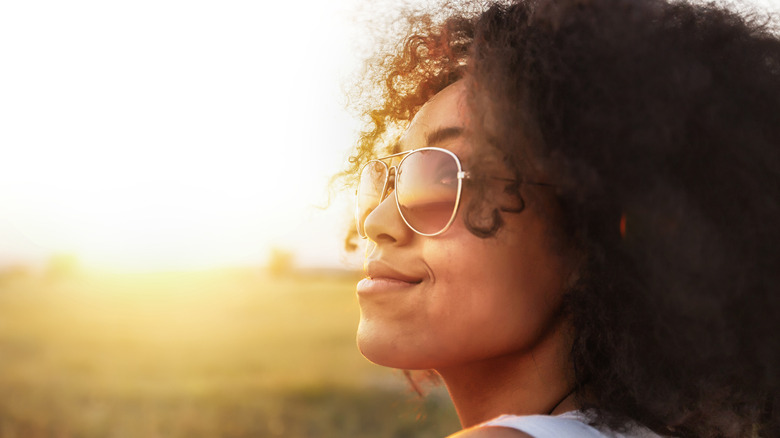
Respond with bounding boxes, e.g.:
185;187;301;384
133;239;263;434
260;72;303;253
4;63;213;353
0;0;369;272
1;0;778;273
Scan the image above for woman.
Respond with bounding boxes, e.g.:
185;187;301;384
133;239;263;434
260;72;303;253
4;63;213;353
345;0;780;436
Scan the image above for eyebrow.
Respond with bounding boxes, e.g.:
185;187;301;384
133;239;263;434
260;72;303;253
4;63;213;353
390;126;464;153
426;127;464;146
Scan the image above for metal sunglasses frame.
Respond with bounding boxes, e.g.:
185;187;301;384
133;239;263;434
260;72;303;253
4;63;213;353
355;147;470;238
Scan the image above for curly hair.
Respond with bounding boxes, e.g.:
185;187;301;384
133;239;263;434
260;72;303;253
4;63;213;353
344;0;780;436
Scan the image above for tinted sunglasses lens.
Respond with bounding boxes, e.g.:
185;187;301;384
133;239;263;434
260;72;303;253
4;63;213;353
356;161;388;237
397;149;460;235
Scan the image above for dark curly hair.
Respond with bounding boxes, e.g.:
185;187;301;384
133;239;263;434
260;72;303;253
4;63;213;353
343;0;780;436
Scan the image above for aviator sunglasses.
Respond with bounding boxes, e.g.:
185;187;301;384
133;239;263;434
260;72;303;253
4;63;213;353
356;147;468;237
356;147;555;238
355;147;503;239
355;147;469;239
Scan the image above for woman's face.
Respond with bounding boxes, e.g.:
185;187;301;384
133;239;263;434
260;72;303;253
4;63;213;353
356;81;572;371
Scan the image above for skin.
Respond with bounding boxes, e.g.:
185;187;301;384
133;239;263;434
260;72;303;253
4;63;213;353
356;81;578;435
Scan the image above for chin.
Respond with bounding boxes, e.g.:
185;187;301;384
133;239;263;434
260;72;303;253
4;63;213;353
356;321;435;370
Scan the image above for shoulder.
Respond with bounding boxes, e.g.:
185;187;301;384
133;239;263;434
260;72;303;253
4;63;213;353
448;426;533;438
450;413;666;438
450;413;614;438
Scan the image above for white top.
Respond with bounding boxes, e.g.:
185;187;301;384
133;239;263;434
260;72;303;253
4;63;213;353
480;411;665;438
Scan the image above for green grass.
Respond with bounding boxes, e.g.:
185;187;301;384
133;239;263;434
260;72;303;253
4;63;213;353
0;269;460;437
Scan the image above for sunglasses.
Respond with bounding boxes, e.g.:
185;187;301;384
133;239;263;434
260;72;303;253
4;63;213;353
356;147;555;238
355;147;472;237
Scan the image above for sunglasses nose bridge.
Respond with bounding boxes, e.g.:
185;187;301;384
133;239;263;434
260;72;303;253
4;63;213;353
382;165;398;201
359;163;416;242
378;164;398;202
367;163;398;221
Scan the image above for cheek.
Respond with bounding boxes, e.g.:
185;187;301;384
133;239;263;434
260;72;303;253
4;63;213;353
356;208;570;370
423;235;567;359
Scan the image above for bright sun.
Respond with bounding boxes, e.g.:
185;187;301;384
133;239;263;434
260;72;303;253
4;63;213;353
0;0;362;272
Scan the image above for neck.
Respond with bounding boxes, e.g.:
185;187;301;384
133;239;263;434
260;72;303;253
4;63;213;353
436;319;576;428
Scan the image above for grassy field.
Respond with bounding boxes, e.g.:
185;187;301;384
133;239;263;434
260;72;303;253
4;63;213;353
0;268;460;437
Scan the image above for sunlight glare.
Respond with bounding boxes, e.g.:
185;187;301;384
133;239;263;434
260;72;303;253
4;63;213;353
0;0;362;271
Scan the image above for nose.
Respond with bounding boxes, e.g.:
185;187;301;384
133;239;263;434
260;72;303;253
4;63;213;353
362;189;414;245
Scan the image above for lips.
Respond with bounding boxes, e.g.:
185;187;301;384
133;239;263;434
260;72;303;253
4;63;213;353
357;260;424;295
365;260;424;283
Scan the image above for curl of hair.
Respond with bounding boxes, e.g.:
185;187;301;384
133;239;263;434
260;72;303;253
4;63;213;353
344;0;780;436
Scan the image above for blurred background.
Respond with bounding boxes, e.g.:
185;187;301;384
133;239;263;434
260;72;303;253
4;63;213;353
0;0;460;436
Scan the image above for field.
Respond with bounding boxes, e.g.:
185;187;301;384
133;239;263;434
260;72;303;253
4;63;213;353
0;269;460;437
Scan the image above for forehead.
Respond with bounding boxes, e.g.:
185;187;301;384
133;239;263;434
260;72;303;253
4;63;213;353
397;81;471;157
